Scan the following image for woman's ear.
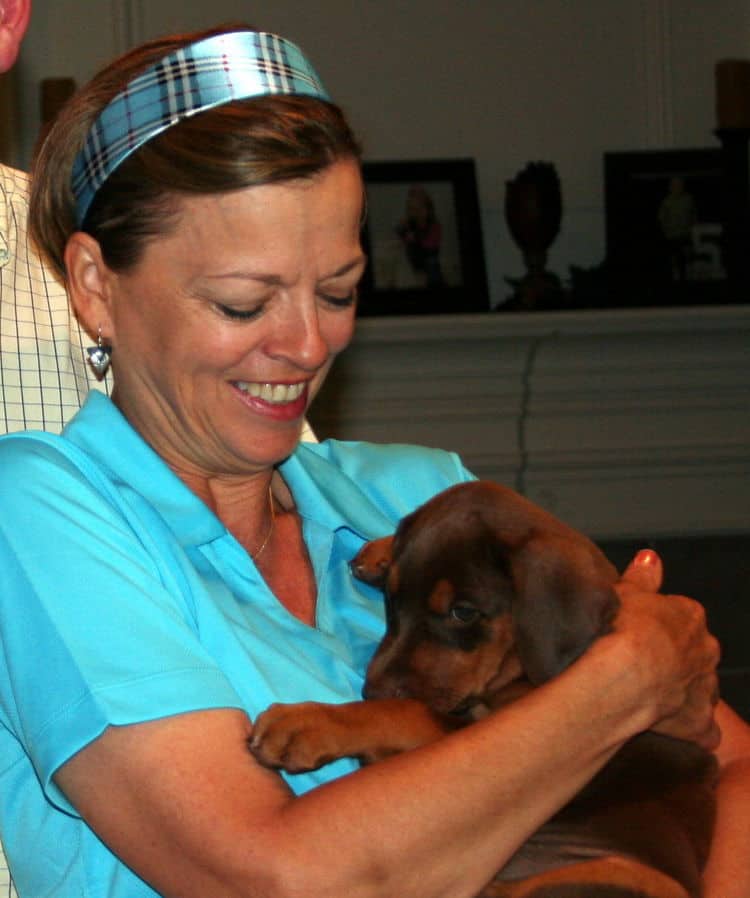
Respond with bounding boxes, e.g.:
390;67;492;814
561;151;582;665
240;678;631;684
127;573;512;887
64;233;116;342
0;0;32;72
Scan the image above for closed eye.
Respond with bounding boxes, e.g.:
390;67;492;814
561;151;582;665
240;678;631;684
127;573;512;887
319;289;357;309
216;303;263;321
216;291;356;319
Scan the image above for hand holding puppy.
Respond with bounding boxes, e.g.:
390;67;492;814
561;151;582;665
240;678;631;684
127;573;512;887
613;549;721;751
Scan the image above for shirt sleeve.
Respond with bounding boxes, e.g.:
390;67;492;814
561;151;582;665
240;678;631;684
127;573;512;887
0;435;242;814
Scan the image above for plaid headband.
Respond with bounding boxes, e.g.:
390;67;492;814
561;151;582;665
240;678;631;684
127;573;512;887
71;30;331;227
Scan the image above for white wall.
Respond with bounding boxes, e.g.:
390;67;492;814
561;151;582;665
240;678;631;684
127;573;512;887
16;0;750;305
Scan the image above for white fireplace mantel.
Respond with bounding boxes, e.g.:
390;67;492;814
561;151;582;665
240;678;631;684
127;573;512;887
309;305;750;541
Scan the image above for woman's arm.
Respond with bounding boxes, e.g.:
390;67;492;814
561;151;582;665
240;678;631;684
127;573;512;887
703;700;750;898
54;555;720;898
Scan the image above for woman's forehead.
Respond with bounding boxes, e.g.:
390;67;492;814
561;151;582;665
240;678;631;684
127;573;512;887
135;163;364;281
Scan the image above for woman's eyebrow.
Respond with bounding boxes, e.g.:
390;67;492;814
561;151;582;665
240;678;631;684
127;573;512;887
200;254;368;285
199;271;284;285
321;255;368;281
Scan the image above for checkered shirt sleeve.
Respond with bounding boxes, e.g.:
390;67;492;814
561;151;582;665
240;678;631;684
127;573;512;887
0;164;109;435
0;843;17;898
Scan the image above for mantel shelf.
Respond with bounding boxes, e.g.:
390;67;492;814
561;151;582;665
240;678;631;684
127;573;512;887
310;303;750;541
351;303;750;340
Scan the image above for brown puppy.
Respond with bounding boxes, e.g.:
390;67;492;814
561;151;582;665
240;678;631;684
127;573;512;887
251;481;717;898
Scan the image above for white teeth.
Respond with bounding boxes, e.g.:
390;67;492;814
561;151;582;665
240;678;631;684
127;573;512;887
236;381;305;404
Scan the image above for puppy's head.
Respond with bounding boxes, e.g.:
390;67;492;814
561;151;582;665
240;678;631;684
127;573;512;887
351;482;619;716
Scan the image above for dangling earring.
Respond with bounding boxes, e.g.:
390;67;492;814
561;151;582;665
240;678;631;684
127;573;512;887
86;326;112;378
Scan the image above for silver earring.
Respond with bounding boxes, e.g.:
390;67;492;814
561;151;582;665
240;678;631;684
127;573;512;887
86;326;112;378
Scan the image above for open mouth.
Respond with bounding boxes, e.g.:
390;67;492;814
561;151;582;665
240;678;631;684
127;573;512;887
235;381;306;405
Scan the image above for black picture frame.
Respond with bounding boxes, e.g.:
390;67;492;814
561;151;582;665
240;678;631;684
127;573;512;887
602;148;730;306
356;158;490;317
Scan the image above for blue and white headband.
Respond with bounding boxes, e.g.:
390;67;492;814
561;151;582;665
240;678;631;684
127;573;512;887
71;30;331;227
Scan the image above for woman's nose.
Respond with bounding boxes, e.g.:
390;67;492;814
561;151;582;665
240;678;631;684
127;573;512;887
266;297;329;371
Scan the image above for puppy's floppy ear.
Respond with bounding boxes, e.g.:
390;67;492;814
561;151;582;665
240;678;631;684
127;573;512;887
350;536;395;588
508;535;619;685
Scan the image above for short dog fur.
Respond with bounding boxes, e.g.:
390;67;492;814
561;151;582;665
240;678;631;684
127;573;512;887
251;481;717;898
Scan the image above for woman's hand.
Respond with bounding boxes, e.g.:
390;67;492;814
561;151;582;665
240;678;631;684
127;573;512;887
613;549;721;750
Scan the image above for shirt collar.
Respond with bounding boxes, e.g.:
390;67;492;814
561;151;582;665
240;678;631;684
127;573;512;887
65;391;226;547
65;391;393;548
280;445;396;542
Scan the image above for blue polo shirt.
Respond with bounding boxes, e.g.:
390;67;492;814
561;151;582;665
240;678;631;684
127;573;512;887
0;391;472;897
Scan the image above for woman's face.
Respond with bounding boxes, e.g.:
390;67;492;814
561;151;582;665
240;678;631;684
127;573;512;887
102;158;365;480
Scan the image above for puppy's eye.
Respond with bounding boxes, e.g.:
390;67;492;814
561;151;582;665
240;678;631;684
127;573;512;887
449;604;480;624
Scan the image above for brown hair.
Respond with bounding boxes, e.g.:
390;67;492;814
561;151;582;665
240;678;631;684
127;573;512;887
29;24;361;279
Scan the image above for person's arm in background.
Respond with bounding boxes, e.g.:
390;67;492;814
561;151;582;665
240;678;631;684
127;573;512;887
703;700;750;898
1;0;109;438
613;554;750;897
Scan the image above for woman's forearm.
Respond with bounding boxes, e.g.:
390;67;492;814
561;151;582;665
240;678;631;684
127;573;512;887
56;561;721;898
255;636;667;898
56;632;655;898
258;566;722;898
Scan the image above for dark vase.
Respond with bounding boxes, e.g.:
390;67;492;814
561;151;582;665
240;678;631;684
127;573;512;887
504;161;565;310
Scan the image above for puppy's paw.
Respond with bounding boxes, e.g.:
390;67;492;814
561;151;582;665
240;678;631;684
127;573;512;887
249;702;347;773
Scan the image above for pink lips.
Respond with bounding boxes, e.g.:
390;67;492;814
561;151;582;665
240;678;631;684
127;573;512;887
233;381;309;421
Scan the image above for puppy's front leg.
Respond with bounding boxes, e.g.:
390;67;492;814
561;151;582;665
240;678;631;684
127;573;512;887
250;698;450;772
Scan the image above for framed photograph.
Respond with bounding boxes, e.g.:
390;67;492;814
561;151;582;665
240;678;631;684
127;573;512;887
356;158;490;316
603;148;729;305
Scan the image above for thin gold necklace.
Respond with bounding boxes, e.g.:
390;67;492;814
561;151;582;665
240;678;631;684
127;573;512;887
251;485;276;561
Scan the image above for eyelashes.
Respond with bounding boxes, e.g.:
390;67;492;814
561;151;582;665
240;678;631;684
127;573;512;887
216;290;357;321
216;304;262;321
321;290;357;309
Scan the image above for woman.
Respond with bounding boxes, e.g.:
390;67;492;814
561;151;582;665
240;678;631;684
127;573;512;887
0;22;745;898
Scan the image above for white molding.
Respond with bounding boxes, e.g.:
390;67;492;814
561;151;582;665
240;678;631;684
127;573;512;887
640;0;675;146
310;306;750;540
110;0;145;54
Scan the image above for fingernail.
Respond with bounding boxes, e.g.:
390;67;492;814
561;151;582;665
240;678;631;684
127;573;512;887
634;549;658;566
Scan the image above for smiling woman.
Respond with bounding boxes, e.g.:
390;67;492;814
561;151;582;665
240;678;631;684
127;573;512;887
62;162;364;486
0;19;745;898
